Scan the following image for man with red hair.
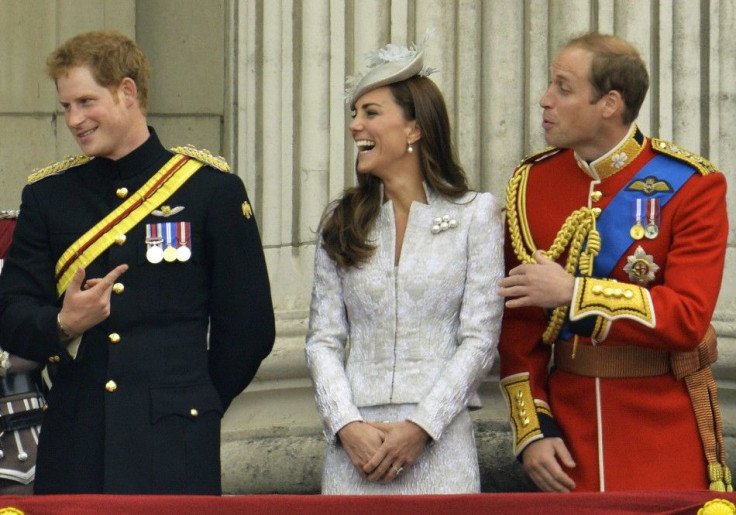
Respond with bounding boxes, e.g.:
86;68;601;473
0;31;275;494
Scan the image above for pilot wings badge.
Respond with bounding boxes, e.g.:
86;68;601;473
626;176;672;196
152;205;185;218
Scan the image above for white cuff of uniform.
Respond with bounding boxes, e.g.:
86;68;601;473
65;336;83;360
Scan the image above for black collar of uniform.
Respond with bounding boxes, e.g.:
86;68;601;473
95;127;169;181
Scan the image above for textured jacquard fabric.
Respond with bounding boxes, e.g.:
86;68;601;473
321;404;479;494
306;187;504;493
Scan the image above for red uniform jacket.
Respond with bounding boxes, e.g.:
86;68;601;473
499;126;728;491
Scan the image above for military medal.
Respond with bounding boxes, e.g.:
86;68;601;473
163;245;177;262
644;223;659;239
145;223;164;264
177;245;191;262
629;198;645;240
162;222;179;262
176;221;192;262
623;246;660;285
630;222;645;240
644;198;660;239
147;245;164;264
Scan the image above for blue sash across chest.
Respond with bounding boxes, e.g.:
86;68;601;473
592;154;695;277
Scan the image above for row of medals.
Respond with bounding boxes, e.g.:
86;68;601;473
145;221;191;264
630;220;658;240
630;199;659;240
146;239;191;264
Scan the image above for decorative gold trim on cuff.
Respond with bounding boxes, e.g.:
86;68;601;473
501;373;543;455
536;401;552;419
570;277;655;328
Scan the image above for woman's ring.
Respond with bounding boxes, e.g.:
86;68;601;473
392;465;404;476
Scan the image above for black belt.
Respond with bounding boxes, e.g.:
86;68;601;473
0;408;44;433
0;371;41;397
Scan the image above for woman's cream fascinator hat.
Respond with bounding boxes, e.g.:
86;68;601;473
345;28;437;109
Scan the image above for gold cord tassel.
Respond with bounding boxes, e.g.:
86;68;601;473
724;464;733;492
709;462;726;492
722;463;734;492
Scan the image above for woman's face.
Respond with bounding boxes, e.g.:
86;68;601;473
349;86;418;178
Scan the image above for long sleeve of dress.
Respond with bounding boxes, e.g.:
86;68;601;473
305;241;363;442
407;193;504;440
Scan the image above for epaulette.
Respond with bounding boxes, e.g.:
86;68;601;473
651;138;717;176
516;146;561;168
171;145;230;173
28;155;92;184
0;210;18;220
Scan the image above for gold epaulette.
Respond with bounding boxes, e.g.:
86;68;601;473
651;138;718;176
28;155;92;184
171;145;230;173
0;210;18;220
516;146;560;169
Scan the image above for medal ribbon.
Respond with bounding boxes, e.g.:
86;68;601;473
177;222;191;249
55;155;204;296
647;198;659;225
145;223;162;243
593;154;695;278
634;198;643;226
164;222;177;249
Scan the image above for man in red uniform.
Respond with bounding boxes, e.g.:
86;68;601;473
498;32;730;492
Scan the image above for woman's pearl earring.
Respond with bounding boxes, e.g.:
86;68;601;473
407;143;414;153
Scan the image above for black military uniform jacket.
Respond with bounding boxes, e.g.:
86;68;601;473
0;129;275;494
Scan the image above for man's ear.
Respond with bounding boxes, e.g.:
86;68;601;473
600;90;625;120
118;77;139;107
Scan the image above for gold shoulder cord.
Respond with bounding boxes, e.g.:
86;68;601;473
506;165;601;344
170;145;231;172
651;138;717;176
28;155;92;184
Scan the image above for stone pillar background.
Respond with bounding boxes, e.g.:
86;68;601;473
230;0;736;493
0;0;734;494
